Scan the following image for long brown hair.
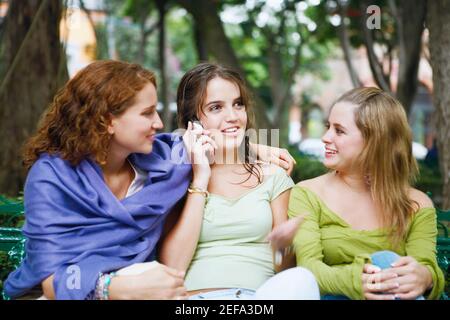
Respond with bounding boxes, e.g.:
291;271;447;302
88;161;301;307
334;87;419;246
176;63;261;184
23;60;156;169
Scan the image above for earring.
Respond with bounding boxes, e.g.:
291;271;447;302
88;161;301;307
364;175;371;186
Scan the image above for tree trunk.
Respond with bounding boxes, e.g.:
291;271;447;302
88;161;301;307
427;0;450;209
177;0;271;129
360;0;391;93
79;0;101;52
136;18;149;65
135;3;157;65
360;0;425;116
392;0;426;116
156;0;172;131
194;21;208;61
0;0;68;196
266;33;285;126
337;2;361;88
266;37;290;147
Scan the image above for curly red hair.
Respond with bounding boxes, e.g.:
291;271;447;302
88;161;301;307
23;60;156;169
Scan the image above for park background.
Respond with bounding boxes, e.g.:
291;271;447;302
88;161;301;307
0;0;449;298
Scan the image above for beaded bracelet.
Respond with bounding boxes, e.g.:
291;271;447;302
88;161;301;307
102;272;117;300
95;272;117;300
95;273;105;300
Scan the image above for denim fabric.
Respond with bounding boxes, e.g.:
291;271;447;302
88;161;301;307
321;294;350;300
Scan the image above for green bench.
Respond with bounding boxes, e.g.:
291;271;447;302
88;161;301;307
1;197;449;300
0;195;26;300
436;209;450;299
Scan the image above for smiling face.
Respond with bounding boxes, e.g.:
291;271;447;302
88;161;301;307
198;77;248;151
108;82;163;156
321;102;364;173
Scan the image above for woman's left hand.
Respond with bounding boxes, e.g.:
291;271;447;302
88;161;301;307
251;143;296;175
382;256;433;299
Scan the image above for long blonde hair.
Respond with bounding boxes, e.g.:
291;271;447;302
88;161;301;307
334;87;419;246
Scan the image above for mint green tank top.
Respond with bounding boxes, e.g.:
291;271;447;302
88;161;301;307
184;165;294;291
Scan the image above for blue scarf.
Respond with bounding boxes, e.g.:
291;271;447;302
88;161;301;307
4;133;192;299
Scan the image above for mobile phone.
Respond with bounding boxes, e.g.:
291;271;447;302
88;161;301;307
191;116;203;131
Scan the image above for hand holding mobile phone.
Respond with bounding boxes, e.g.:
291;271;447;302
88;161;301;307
192;120;203;131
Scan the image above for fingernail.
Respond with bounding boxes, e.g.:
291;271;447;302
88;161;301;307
370;266;380;273
390;262;397;267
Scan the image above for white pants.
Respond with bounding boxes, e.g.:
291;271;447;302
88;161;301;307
190;267;320;300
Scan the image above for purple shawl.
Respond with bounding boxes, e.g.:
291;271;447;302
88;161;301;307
4;133;192;299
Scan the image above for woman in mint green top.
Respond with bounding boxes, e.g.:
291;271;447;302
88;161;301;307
287;87;444;300
184;164;294;291
159;63;319;300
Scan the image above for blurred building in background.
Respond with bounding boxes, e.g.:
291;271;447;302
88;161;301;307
61;0;105;76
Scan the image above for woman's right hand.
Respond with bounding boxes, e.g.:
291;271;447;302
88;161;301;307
182;121;217;188
109;262;188;300
361;264;399;300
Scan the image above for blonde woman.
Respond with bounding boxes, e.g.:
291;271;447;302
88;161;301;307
287;87;444;300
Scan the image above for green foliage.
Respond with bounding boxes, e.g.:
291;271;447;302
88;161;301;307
0;246;18;297
288;147;328;183
222;0;336;110
94;3;197;101
0;195;24;228
416;160;444;208
165;9;197;82
0;250;15;298
122;0;154;19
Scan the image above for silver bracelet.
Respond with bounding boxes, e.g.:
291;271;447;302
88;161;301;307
94;273;105;300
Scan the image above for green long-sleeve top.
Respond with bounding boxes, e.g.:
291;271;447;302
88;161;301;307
288;185;445;300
